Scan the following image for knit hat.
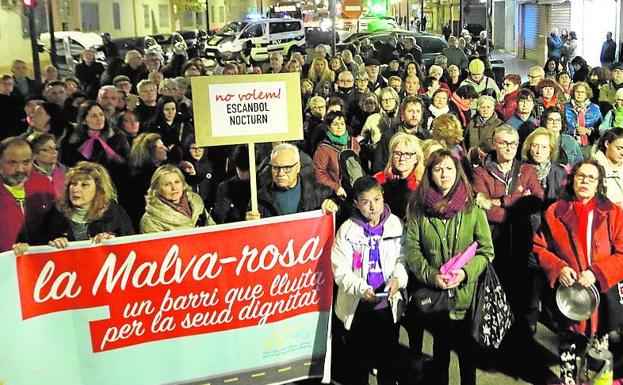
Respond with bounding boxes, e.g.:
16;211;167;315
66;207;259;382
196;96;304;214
468;59;485;74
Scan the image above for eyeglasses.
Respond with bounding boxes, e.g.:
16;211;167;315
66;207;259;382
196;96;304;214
575;173;598;183
189;147;204;152
495;140;519;149
393;151;416;159
546;117;562;123
270;162;299;174
381;98;395;103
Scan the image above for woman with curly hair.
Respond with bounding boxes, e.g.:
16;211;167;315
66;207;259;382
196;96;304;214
430;113;465;160
13;161;134;253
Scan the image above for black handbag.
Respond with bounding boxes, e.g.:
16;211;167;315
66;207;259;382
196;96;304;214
469;263;514;349
412;285;456;314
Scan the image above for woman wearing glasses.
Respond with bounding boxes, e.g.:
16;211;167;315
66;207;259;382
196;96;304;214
541;107;583;167
28;132;66;199
592;127;623;207
473;125;544;336
373;133;424;220
563;81;603;157
533;159;623;383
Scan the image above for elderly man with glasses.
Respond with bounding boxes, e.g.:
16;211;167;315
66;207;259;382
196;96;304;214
246;143;337;220
473;124;544;340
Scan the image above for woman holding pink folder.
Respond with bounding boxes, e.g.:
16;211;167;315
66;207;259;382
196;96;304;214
405;148;495;385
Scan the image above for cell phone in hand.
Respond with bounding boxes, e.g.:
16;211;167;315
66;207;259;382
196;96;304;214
376;292;389;298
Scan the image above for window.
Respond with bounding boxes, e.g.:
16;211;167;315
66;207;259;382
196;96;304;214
143;5;150;28
159;5;169;28
183;11;194;28
218;6;225;22
210;6;215;23
196;12;203;26
113;3;121;30
269;22;284;35
80;2;100;32
241;23;264;39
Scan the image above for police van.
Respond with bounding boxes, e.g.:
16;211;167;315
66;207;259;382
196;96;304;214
205;18;305;62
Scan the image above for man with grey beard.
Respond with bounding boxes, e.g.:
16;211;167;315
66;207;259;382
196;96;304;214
0;137;54;252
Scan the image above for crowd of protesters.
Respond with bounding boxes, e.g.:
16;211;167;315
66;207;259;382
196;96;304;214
4;26;623;385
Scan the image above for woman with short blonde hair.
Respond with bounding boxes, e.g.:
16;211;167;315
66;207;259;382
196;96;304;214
140;164;213;233
374;132;424;219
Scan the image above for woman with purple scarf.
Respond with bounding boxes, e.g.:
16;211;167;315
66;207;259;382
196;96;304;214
405;149;494;385
331;176;408;385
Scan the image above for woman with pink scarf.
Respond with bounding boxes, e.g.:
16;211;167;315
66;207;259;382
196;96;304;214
61;101;130;169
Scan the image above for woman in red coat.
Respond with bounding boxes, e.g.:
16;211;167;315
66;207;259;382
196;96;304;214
533;159;623;382
534;159;623;333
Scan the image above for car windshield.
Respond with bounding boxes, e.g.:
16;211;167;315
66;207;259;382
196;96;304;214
219;22;247;36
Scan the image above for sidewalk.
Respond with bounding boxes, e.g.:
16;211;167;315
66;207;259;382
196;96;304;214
491;49;539;83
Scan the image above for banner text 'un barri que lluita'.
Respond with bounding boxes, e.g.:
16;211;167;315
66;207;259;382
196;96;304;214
0;211;334;385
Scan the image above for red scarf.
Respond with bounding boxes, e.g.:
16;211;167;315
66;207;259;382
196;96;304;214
572;197;596;263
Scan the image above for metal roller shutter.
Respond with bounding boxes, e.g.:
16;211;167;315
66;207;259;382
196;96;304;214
549;2;571;34
521;3;541;63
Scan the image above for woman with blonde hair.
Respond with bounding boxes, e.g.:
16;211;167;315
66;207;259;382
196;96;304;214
431;113;465;160
122;132;169;230
308;57;335;85
13;162;134;253
140;164;213;233
521;128;564;202
374;132;424;219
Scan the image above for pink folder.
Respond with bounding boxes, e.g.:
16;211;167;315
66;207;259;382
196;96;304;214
439;241;478;281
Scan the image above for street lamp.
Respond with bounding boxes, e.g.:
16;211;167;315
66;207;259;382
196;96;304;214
23;0;42;83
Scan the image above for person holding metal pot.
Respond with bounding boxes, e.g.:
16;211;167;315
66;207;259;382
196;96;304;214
533;159;623;382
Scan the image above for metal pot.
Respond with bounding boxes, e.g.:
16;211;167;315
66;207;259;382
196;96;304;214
556;283;600;321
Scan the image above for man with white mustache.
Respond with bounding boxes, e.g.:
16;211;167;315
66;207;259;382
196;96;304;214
0;137;55;252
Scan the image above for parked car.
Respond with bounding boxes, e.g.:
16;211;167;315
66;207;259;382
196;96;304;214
338;29;448;67
205;18;306;62
39;32;105;78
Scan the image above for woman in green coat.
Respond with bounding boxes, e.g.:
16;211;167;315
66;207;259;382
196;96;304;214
404;148;494;385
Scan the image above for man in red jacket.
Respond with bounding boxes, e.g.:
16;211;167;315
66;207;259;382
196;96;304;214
0;137;55;252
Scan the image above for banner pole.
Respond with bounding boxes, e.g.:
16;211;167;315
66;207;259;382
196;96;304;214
248;142;258;212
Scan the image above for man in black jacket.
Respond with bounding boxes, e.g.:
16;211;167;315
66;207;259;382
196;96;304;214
372;96;428;172
246;143;337;219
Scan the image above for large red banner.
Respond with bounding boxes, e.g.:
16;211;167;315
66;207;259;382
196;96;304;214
15;213;334;353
